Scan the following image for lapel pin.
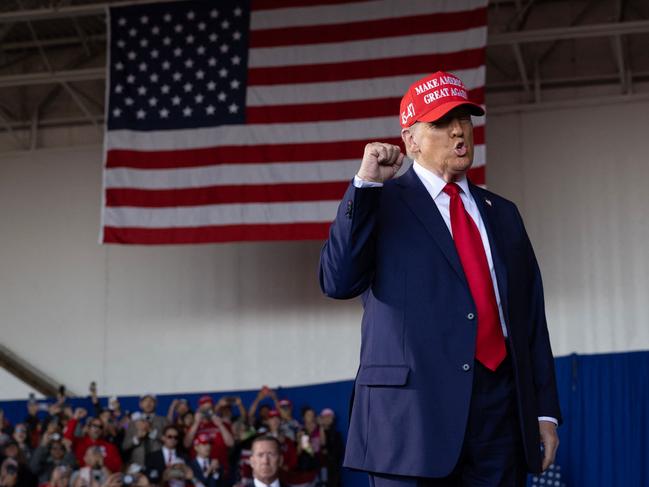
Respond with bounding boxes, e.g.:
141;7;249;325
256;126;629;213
485;198;492;207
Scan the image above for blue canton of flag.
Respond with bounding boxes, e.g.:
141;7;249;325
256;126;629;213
107;0;250;131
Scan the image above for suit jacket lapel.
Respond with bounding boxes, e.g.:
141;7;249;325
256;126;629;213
469;183;511;325
397;167;468;286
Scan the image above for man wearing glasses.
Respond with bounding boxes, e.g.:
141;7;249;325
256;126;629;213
63;409;122;473
146;425;188;483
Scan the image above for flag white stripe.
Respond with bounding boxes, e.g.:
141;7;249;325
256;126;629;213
104;201;341;227
106;116;485;151
247;27;487;68
104;145;485;189
251;0;487;30
247;67;485;106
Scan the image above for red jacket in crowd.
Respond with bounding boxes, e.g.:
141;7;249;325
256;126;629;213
64;417;123;473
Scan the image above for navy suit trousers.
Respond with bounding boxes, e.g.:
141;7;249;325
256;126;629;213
368;352;528;487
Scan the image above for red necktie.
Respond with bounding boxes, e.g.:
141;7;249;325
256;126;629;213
443;183;506;371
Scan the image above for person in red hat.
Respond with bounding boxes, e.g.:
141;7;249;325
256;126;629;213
188;434;222;487
320;70;561;486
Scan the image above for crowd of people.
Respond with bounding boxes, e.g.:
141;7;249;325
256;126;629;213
0;385;344;487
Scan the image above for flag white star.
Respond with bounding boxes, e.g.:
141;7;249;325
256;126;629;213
210;9;219;18
219;68;228;78
172;96;181;105
232;31;241;41
163;36;171;45
231;55;241;65
185;59;194;68
230;79;240;89
150;73;159;83
115;62;124;70
228;103;238;114
195;70;205;80
126;74;135;84
112;107;122;117
151;26;160;35
220;44;229;53
234;7;242;17
183;82;193;92
162;61;171;70
208;57;217;67
174;47;183;57
186;34;195;44
114;84;123;93
140;38;148;48
138;86;147;96
116;39;126;48
138;62;147;71
221;20;230;29
196;45;206;55
161;84;170;94
163;13;172;22
198;22;206;31
207;81;216;91
136;109;146;119
209;33;218;42
118;17;127;26
140;15;149;24
174;24;183;33
217;91;226;101
183;106;193;117
206;105;216;115
129;28;137;37
125;97;134;106
195;94;204;103
150;49;159;58
148;97;158;107
159;108;169;118
173;72;182;81
127;51;136;60
187;11;195;20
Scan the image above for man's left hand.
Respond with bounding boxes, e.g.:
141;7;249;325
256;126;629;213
539;421;559;471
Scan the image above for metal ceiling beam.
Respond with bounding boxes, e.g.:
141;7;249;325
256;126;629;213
0;67;104;88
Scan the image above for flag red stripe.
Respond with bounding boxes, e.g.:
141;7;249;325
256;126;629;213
249;8;487;48
252;0;373;12
106;137;401;169
103;222;331;244
246;88;485;124
106;181;349;207
468;165;485;186
248;48;486;86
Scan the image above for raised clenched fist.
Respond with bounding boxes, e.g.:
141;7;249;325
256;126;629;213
357;142;405;183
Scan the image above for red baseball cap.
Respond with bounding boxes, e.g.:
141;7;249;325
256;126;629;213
194;434;211;446
399;71;484;128
198;395;213;406
267;409;280;418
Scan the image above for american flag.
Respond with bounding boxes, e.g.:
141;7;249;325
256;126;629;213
101;0;487;245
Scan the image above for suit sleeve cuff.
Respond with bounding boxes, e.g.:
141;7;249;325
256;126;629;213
538;416;558;425
353;175;384;188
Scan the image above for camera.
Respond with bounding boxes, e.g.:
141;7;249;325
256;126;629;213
122;474;135;485
5;464;18;475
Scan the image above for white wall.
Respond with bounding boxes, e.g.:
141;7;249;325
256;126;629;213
1;99;648;400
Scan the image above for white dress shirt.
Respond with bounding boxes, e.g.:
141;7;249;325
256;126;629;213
253;478;280;487
353;165;558;425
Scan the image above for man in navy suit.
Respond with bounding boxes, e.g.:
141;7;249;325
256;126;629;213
319;71;561;486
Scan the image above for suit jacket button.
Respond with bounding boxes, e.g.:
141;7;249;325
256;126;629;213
466;312;475;320
462;363;471;371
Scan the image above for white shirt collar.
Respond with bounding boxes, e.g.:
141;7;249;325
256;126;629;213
412;161;471;199
253;478;280;487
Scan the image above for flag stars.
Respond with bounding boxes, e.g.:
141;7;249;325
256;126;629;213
162;60;171;70
210;9;219;18
183;82;193;92
183;106;193;117
127;51;137;60
137;86;147;96
221;20;230;29
149;73;159;83
161;84;170;94
220;44;229;53
185;58;194;68
232;31;241;41
136;109;146;119
112;107;122;117
138;62;147;71
171;96;181;105
114;84;123;94
163;13;172;22
208;57;217;67
118;17;127;26
185;34;195;44
219;68;228;78
148;97;158;107
125;97;134;106
114;62;124;70
195;94;204;104
217;91;226;102
172;72;182;81
116;39;126;48
196;45;206;55
234;7;242;17
207;81;216;91
174;24;183;33
159;108;169;118
209;33;218;42
187;11;195;20
230;79;240;89
126;74;135;84
198;22;206;31
195;70;205;80
163;36;171;45
228;103;238;114
231;55;241;65
150;49;159;59
206;105;216;115
140;38;149;48
173;47;183;57
129;28;137;37
151;26;160;35
140;15;149;24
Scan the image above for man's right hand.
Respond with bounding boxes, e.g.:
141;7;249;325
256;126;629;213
356;142;405;183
